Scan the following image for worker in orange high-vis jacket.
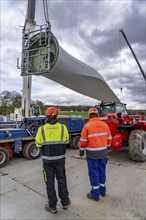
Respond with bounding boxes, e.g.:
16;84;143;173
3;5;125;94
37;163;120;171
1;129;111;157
79;107;112;201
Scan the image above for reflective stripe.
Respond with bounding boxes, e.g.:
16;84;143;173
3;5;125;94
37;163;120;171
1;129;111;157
43;170;47;182
86;146;107;151
100;183;105;187
41;141;66;146
41;126;46;142
80;137;87;142
42;155;65;160
79;148;85;151
93;185;100;189
61;124;64;141
88;132;108;138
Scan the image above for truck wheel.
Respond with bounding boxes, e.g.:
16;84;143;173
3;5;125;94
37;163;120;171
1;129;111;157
22;143;29;159
128;130;146;162
0;147;9;168
72;136;80;149
23;142;41;160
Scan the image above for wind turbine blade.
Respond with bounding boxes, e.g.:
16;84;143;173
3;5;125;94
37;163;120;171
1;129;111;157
43;45;119;102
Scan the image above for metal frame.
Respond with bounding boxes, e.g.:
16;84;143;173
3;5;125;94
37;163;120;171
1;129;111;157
21;23;51;76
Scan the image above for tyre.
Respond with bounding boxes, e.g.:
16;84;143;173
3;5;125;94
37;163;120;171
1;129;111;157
22;142;41;160
72;136;80;149
128;130;146;162
22;142;29;159
0;147;9;168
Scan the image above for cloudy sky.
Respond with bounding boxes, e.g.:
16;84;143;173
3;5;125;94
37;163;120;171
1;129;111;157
1;0;146;110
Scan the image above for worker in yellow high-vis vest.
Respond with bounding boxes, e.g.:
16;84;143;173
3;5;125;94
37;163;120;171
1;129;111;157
35;107;71;214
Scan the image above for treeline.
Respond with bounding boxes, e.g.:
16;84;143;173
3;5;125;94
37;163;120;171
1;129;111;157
0;91;21;115
0;90;91;116
0;90;45;116
38;105;91;115
0;90;145;116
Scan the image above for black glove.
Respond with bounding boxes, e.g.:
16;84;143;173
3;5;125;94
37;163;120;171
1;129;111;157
79;149;84;157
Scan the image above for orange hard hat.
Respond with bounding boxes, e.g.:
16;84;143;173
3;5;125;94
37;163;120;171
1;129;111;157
45;107;58;118
88;107;98;115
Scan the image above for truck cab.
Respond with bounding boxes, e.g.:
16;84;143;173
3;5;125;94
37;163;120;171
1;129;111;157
95;102;127;116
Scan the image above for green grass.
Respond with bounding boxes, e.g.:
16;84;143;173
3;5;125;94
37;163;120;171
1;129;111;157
59;111;88;119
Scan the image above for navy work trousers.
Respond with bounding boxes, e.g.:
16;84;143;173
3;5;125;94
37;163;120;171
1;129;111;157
87;157;108;199
43;161;69;209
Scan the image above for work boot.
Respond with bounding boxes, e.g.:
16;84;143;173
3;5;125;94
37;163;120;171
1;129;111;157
63;199;71;209
87;193;99;201
101;193;106;197
45;203;58;214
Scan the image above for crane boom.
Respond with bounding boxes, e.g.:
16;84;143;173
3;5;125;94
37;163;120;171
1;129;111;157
21;0;36;117
119;29;146;82
26;0;36;21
